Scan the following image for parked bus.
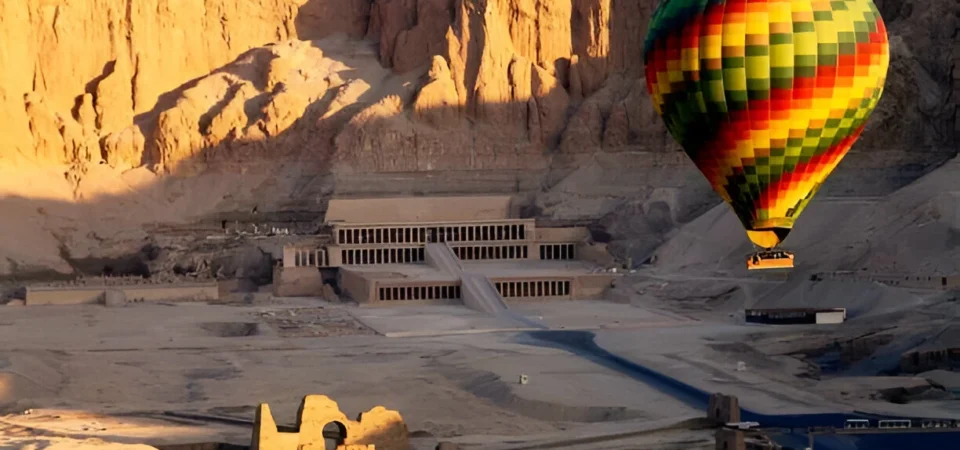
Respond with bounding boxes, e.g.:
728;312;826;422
878;420;912;429
844;419;871;429
726;421;760;430
921;419;954;428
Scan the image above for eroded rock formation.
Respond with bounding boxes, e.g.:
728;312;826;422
0;0;955;173
0;0;956;276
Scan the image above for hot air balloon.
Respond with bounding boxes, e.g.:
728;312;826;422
643;0;890;270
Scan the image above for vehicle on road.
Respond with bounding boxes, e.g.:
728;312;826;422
844;419;871;429
878;419;912;429
921;420;956;428
726;421;761;430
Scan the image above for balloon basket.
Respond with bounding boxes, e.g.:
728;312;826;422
746;250;795;271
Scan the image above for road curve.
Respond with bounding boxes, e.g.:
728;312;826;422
519;330;960;450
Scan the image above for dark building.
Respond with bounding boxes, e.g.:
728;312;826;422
745;308;846;325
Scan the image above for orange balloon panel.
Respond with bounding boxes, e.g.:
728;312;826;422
644;0;889;248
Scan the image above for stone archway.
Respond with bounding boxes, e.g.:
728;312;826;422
322;421;347;450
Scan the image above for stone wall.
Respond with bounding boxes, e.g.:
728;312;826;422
273;266;326;298
573;274;616;300
338;268;375;303
25;282;219;306
535;227;590;243
325;196;516;224
813;272;960;290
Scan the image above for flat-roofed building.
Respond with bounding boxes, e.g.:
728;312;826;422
744;308;847;325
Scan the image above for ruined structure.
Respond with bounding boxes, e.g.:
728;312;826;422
715;429;746;450
707;393;741;425
252;394;410;450
900;325;960;373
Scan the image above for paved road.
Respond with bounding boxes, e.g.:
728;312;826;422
770;429;960;450
521;330;960;450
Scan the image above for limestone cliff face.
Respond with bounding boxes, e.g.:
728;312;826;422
0;0;955;176
859;0;960;152
1;0;308;165
0;0;676;175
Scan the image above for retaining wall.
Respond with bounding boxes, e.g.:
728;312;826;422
535;227;589;243
813;272;960;290
325;195;515;223
25;283;219;306
273;266;325;298
338;268;374;303
575;274;617;299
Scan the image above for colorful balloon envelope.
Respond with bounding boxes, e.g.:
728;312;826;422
643;0;890;250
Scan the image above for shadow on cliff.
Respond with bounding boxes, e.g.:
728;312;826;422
0;1;764;285
0;43;586;284
129;35;387;168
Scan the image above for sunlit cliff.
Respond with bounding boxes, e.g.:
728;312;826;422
0;0;956;277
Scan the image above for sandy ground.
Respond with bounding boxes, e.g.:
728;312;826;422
650;155;960;276
3;285;957;450
2;280;958;450
605;270;960;421
0;296;716;450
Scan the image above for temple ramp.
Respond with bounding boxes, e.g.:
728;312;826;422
425;243;463;276
427;243;546;328
460;272;508;315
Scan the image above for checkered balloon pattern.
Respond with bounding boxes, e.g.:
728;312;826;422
644;0;889;249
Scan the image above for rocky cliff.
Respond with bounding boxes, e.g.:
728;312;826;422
4;0;953;172
0;0;659;172
0;0;957;276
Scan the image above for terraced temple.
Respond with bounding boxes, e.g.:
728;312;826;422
276;196;616;312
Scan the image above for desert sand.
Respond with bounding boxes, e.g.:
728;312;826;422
0;295;723;450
